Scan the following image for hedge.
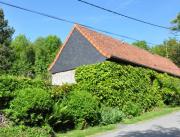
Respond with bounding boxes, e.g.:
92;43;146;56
6;88;53;126
75;61;180;117
0;75;49;109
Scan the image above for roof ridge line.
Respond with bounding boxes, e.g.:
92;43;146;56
75;25;153;58
75;24;111;58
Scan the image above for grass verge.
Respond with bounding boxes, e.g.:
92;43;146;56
57;107;180;137
123;107;180;124
57;124;116;137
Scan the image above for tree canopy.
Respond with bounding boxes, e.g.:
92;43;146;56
132;41;150;51
171;12;180;31
34;35;62;78
9;34;62;78
10;35;35;76
152;39;180;67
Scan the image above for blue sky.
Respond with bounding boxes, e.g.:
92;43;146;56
1;0;179;46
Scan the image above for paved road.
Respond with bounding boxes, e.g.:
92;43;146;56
96;111;180;137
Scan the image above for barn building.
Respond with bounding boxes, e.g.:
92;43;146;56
49;24;180;85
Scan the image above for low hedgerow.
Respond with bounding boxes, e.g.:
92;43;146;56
0;75;49;109
6;88;53;126
75;61;180;117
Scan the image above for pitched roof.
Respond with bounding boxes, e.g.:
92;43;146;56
49;24;180;77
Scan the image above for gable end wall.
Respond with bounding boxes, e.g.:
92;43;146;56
50;28;106;74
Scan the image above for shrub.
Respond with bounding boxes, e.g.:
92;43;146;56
157;74;180;106
50;90;100;131
6;88;53;126
48;84;77;132
0;126;51;137
66;90;100;129
0;75;49;109
48;102;75;132
122;102;142;118
100;106;124;125
75;61;180;117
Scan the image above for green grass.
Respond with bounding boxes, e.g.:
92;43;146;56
0;126;51;137
57;107;180;137
123;107;180;124
57;124;116;137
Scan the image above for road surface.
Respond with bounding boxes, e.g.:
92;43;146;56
96;111;180;137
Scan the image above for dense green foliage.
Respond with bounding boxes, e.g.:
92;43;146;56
157;74;180;106
9;35;62;78
10;35;35;77
34;35;62;78
49;90;100;131
0;75;48;109
64;90;100;128
76;61;180;117
48;102;75;132
0;62;180;135
6;88;53;126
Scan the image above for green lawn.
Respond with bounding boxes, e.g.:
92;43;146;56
57;107;180;137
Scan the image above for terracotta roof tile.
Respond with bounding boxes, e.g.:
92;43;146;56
75;24;180;77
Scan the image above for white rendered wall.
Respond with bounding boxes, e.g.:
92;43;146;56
52;70;76;85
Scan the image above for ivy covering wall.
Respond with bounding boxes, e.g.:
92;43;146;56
76;61;180;117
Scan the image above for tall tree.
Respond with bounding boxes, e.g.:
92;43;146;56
0;45;15;73
24;45;36;77
166;39;180;67
0;9;14;45
34;35;62;78
171;12;180;31
132;41;150;51
11;35;35;77
152;39;180;67
0;8;15;74
151;44;166;57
